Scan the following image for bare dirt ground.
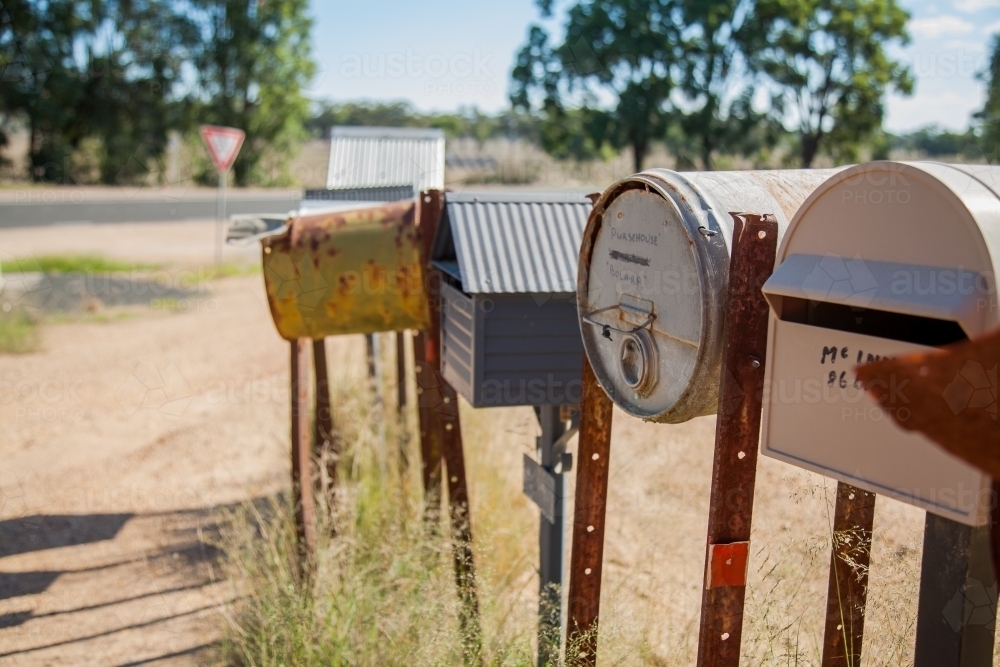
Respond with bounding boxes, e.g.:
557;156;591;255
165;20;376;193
0;221;365;665
0;219;993;665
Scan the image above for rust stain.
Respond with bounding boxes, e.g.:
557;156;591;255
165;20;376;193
262;200;430;340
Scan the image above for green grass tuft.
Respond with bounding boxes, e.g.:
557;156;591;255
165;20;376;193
0;306;40;354
217;379;543;667
2;254;157;275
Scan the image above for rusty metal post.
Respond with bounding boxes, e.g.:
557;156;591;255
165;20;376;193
565;356;614;666
439;378;483;665
365;333;377;387
396;330;410;472
695;213;777;667
397;331;408;411
415;190;445;508
313;338;337;520
291;339;317;561
414;189;481;663
414;329;443;509
821;483;876;667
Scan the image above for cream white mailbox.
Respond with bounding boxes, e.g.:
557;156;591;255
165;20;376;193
578;168;840;423
761;162;1000;526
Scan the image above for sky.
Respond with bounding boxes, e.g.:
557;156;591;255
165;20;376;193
308;0;1000;134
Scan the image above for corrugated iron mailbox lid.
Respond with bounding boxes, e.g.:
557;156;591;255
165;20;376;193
261;200;430;340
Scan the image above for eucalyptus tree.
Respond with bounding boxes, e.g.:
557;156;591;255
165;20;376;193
511;0;682;171
744;0;913;167
975;33;1000;162
191;0;315;186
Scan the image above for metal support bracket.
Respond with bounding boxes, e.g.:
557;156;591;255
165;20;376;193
524;454;561;523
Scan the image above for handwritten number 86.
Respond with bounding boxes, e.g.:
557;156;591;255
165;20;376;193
828;371;863;389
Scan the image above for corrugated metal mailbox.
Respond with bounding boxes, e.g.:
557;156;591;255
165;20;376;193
260;200;430;340
761;162;1000;526
432;192;592;407
577;168;839;423
431;190;593;665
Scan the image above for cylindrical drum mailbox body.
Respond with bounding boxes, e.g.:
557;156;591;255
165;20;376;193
578;168;841;423
261;200;430;340
760;162;1000;526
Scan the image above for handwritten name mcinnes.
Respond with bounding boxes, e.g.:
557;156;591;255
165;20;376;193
611;228;658;246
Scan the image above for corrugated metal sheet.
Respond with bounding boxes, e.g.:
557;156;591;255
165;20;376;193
435;192;592;294
303;186;415;202
326;126;445;191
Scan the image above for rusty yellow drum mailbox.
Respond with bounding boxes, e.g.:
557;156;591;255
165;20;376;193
258;200;430;340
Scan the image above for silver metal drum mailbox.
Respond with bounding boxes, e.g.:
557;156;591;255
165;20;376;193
431;192;593;407
760;162;1000;526
578;168;840;423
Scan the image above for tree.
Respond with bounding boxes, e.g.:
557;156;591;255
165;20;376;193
0;1;197;184
89;1;200;184
975;34;1000;163
673;0;774;169
745;0;913;167
510;1;682;171
0;0;98;181
192;0;315;186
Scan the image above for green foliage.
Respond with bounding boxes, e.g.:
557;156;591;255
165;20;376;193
673;0;777;169
0;306;39;354
306;100;541;146
0;1;102;181
8;254;156;275
191;0;315;187
0;0;316;186
890;125;981;158
0;1;198;184
745;0;914;167
513;0;914;170
511;1;682;170
90;2;200;186
975;34;1000;163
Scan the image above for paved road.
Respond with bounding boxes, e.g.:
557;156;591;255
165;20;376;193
0;193;301;228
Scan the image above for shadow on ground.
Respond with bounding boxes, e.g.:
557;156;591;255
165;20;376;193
0;494;282;663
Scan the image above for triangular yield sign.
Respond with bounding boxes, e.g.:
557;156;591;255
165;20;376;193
200;125;246;173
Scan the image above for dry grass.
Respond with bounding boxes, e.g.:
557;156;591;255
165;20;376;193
216;371;541;666
212;338;997;667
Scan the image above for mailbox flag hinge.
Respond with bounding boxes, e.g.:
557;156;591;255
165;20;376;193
706;541;750;589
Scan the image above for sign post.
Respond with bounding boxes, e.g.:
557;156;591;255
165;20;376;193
199;125;245;265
